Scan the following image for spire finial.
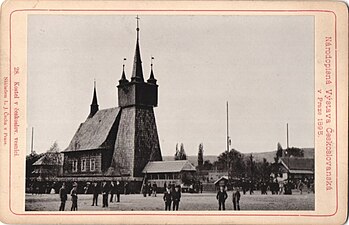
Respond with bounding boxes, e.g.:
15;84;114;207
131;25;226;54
136;15;140;41
94;78;96;89
151;56;154;69
123;57;126;71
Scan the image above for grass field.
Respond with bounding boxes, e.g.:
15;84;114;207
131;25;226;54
25;191;314;211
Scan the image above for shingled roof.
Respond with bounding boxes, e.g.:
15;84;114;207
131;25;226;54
64;107;120;152
142;160;196;173
280;157;314;173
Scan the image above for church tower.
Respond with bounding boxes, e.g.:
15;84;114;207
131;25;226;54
109;17;162;177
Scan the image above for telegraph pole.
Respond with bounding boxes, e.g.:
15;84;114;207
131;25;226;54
31;127;34;154
286;123;289;149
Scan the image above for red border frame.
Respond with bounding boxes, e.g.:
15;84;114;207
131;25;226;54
8;9;338;217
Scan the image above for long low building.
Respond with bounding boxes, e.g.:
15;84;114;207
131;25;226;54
275;157;314;182
142;160;196;188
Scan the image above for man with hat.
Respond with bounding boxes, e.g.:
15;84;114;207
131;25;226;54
70;182;78;211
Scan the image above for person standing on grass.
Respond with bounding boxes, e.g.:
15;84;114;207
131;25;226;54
152;182;158;197
148;182;152;196
102;182;109;208
232;187;241;210
110;182;115;203
70;183;78;211
91;182;99;206
163;187;172;211
115;181;121;202
58;183;67;211
172;185;181;211
216;186;228;210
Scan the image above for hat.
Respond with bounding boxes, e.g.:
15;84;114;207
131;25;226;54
73;182;78;187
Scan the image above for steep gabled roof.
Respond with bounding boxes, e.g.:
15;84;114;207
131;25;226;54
280;157;314;172
142;160;196;173
64;107;120;152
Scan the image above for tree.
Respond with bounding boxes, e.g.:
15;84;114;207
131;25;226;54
202;160;213;170
26;152;44;179
42;141;62;165
247;154;255;180
179;143;187;160
216;149;246;178
285;147;304;157
175;143;187;160
255;158;271;182
174;143;180;160
48;141;60;152
198;143;204;168
274;142;283;163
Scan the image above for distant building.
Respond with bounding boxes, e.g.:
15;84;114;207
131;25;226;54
214;176;229;187
142;160;196;188
31;151;63;182
272;157;314;182
208;171;228;183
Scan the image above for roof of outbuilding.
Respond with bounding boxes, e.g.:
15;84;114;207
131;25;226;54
33;152;63;166
214;176;229;185
142;160;196;173
280;157;314;172
63;107;120;152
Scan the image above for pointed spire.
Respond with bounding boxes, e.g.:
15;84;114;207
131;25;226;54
147;56;157;84
119;58;129;85
131;15;144;82
89;79;99;118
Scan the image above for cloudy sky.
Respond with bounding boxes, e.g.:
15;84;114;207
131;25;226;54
27;15;314;157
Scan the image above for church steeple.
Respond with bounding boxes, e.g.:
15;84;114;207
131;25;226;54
117;16;158;108
147;56;157;84
89;80;99;118
131;15;144;83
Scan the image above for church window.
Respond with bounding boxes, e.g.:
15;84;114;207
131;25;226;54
81;159;86;171
90;159;96;171
72;160;78;172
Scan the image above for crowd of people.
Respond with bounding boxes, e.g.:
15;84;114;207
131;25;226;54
54;178;313;211
58;181;124;211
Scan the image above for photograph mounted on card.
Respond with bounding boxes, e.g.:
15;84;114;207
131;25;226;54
0;0;347;224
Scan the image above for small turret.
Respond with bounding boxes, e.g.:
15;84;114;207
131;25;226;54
88;80;99;118
119;58;129;85
147;57;157;85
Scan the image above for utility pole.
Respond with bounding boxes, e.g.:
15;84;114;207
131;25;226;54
286;123;289;149
226;101;230;179
31;127;34;154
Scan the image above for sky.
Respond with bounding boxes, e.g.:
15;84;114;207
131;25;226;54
27;15;314;157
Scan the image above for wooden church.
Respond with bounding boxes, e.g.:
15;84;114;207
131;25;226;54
62;18;162;182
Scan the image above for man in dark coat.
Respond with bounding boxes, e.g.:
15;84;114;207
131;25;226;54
102;182;109;208
110;182;115;203
70;183;78;211
152;183;158;197
232;187;241;210
91;182;100;206
115;181;121;202
163;187;172;211
172;185;181;211
216;186;228;210
59;183;67;211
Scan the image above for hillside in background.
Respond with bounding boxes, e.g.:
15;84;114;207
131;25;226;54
163;148;314;166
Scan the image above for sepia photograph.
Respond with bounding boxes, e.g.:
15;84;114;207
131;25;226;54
24;14;316;212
